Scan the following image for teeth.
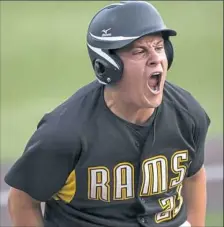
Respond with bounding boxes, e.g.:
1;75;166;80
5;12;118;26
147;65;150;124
148;85;160;94
152;86;159;91
152;72;161;76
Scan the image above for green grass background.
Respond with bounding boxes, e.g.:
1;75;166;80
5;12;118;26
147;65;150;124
0;1;223;226
1;1;222;161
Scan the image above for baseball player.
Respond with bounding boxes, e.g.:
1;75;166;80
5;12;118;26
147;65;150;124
5;1;210;227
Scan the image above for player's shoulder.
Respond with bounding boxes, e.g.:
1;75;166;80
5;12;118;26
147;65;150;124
35;80;103;143
48;79;102;116
163;81;210;126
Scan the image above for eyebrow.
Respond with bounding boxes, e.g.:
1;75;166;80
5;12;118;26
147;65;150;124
156;40;164;44
118;39;164;54
133;39;164;48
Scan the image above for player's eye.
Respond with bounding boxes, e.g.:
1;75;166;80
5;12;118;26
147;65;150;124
132;48;145;55
155;46;164;52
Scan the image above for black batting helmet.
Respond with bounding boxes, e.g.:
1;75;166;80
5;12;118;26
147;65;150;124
87;1;177;85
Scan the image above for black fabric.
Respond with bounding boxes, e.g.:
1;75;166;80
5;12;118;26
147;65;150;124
124;108;158;149
4;115;81;202
187;100;210;176
4;81;101;201
163;81;211;177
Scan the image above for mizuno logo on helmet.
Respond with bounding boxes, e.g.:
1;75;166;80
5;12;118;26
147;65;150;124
101;28;112;37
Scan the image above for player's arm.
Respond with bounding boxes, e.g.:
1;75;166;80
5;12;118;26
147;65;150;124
183;166;207;227
8;188;44;227
183;109;210;227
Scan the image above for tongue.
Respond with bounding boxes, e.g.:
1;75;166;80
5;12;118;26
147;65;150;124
148;77;158;88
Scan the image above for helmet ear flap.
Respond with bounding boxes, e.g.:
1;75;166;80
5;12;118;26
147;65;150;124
164;39;174;70
92;51;124;85
94;59;106;79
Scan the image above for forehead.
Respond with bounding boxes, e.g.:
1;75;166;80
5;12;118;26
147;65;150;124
115;33;164;54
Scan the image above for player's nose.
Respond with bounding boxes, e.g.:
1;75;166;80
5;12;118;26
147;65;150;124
146;50;162;67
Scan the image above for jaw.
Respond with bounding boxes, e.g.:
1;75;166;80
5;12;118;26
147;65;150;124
143;91;163;108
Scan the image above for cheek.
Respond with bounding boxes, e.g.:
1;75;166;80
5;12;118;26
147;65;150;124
122;61;142;82
123;59;145;76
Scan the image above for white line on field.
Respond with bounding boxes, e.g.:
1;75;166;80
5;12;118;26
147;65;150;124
0;190;9;207
205;165;223;181
0;164;223;207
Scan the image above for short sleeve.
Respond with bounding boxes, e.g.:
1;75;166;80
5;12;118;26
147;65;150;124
4;114;81;202
187;109;211;177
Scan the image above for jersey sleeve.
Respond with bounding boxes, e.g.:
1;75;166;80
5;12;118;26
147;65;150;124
187;109;211;177
4;113;81;202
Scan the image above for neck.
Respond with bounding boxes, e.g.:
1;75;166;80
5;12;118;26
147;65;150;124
104;86;155;125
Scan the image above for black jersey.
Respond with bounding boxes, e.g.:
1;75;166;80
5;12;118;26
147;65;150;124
4;80;210;227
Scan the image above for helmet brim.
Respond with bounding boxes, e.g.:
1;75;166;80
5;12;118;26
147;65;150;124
87;28;177;50
113;28;177;50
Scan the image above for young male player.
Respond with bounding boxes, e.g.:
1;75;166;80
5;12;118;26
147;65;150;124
5;1;210;227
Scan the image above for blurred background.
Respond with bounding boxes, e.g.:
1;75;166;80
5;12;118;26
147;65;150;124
0;1;223;226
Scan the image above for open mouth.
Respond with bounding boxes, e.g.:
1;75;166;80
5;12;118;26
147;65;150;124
147;72;162;94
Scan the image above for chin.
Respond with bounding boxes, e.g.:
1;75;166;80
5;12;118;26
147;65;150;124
148;101;162;108
144;94;163;108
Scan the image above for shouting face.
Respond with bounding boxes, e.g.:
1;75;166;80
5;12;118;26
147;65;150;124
115;34;168;109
